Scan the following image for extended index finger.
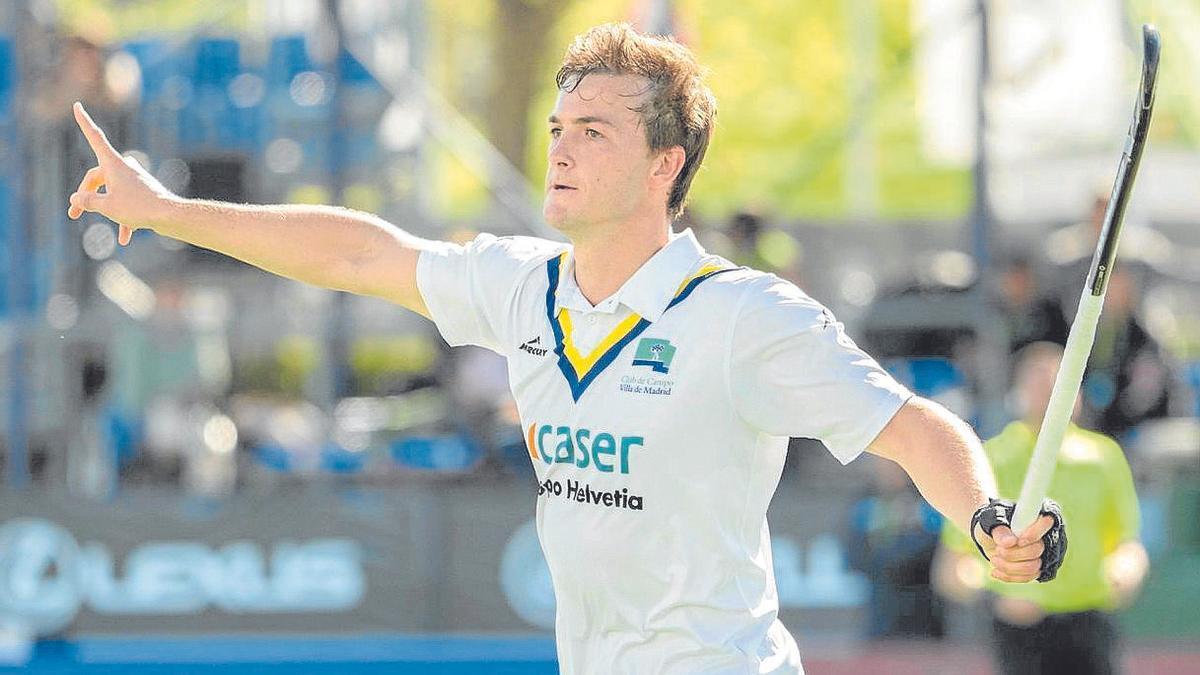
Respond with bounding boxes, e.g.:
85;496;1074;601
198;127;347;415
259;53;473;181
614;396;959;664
73;102;120;163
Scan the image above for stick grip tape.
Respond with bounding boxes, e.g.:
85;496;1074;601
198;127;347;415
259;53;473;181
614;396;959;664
1012;291;1104;531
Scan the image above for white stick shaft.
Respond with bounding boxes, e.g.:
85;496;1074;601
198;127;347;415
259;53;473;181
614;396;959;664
1011;291;1106;531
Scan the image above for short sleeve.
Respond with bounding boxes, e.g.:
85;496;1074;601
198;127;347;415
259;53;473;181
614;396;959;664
728;275;912;464
416;233;562;354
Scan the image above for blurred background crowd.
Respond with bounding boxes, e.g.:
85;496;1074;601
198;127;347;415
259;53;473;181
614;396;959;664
1;0;1198;672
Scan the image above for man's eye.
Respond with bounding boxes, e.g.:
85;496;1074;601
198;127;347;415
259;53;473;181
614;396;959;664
550;128;562;138
586;128;601;139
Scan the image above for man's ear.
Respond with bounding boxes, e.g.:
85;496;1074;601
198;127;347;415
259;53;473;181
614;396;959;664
651;146;686;188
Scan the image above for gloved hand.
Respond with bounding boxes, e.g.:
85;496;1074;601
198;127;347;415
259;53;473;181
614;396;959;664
970;498;1067;583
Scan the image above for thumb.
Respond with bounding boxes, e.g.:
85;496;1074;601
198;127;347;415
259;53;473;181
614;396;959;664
991;525;1018;548
69;191;108;214
118;224;132;246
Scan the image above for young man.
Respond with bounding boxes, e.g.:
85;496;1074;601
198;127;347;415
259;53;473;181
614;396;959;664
68;23;1065;675
935;342;1148;675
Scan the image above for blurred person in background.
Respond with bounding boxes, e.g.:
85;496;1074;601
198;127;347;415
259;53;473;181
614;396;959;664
1045;191;1178;440
718;210;804;286
1081;267;1175;440
723;210;770;270
847;456;945;639
993;250;1069;355
1046;190;1173;290
65;23;1066;674
26;32;140;485
30;32;133;229
64;346;131;500
31;34;122;113
935;341;1149;675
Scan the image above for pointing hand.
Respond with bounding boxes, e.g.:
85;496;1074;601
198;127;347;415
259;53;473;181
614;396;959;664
67;101;178;245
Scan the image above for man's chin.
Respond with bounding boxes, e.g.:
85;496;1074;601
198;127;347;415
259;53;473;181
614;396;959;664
543;205;579;233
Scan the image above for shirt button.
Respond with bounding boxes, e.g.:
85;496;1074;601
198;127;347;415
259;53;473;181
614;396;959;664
588;315;598;325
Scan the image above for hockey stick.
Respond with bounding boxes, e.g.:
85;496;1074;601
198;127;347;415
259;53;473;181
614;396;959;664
1011;24;1162;532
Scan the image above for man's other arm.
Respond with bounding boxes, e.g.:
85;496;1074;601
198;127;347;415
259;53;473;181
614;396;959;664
867;397;1055;583
66;102;434;318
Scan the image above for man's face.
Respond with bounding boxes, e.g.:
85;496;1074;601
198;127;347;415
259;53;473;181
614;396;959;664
543;73;661;233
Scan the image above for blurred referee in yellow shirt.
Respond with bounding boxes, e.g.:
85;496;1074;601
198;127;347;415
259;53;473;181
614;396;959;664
935;342;1149;675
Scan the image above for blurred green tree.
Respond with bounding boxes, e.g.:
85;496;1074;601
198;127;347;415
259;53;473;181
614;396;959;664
488;0;579;171
57;0;1197;223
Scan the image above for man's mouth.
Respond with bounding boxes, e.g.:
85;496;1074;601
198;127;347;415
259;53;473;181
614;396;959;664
551;184;576;191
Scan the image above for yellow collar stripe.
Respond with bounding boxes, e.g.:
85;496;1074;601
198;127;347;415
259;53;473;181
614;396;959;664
676;263;727;295
545;253;736;401
554;259;730;381
559;309;644;376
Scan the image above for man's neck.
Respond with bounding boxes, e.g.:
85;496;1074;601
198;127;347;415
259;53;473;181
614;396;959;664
570;221;672;306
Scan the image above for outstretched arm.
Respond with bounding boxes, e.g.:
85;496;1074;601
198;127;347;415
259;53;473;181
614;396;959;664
868;396;1056;583
66;102;435;318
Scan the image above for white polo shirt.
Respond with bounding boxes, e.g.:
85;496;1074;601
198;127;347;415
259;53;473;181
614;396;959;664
417;229;911;674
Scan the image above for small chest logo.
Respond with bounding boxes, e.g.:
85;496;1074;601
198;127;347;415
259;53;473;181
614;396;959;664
631;338;676;374
519;336;549;357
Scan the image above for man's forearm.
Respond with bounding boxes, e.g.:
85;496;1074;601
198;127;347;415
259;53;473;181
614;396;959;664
870;397;997;534
150;198;411;293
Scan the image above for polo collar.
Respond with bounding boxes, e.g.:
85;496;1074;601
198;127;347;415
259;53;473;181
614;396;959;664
544;229;738;402
555;228;707;322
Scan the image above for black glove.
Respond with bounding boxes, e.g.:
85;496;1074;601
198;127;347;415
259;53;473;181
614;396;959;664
969;498;1067;583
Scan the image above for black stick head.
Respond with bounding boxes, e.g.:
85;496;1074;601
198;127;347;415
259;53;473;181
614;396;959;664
1085;23;1162;297
1140;25;1161;112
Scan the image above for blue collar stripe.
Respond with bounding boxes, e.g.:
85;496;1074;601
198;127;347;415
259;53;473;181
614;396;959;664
544;255;582;393
667;267;736;310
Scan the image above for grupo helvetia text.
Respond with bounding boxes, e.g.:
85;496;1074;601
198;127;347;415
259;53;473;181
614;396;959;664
538;478;644;511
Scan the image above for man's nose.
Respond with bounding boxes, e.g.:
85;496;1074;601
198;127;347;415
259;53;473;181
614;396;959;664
549;138;573;168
